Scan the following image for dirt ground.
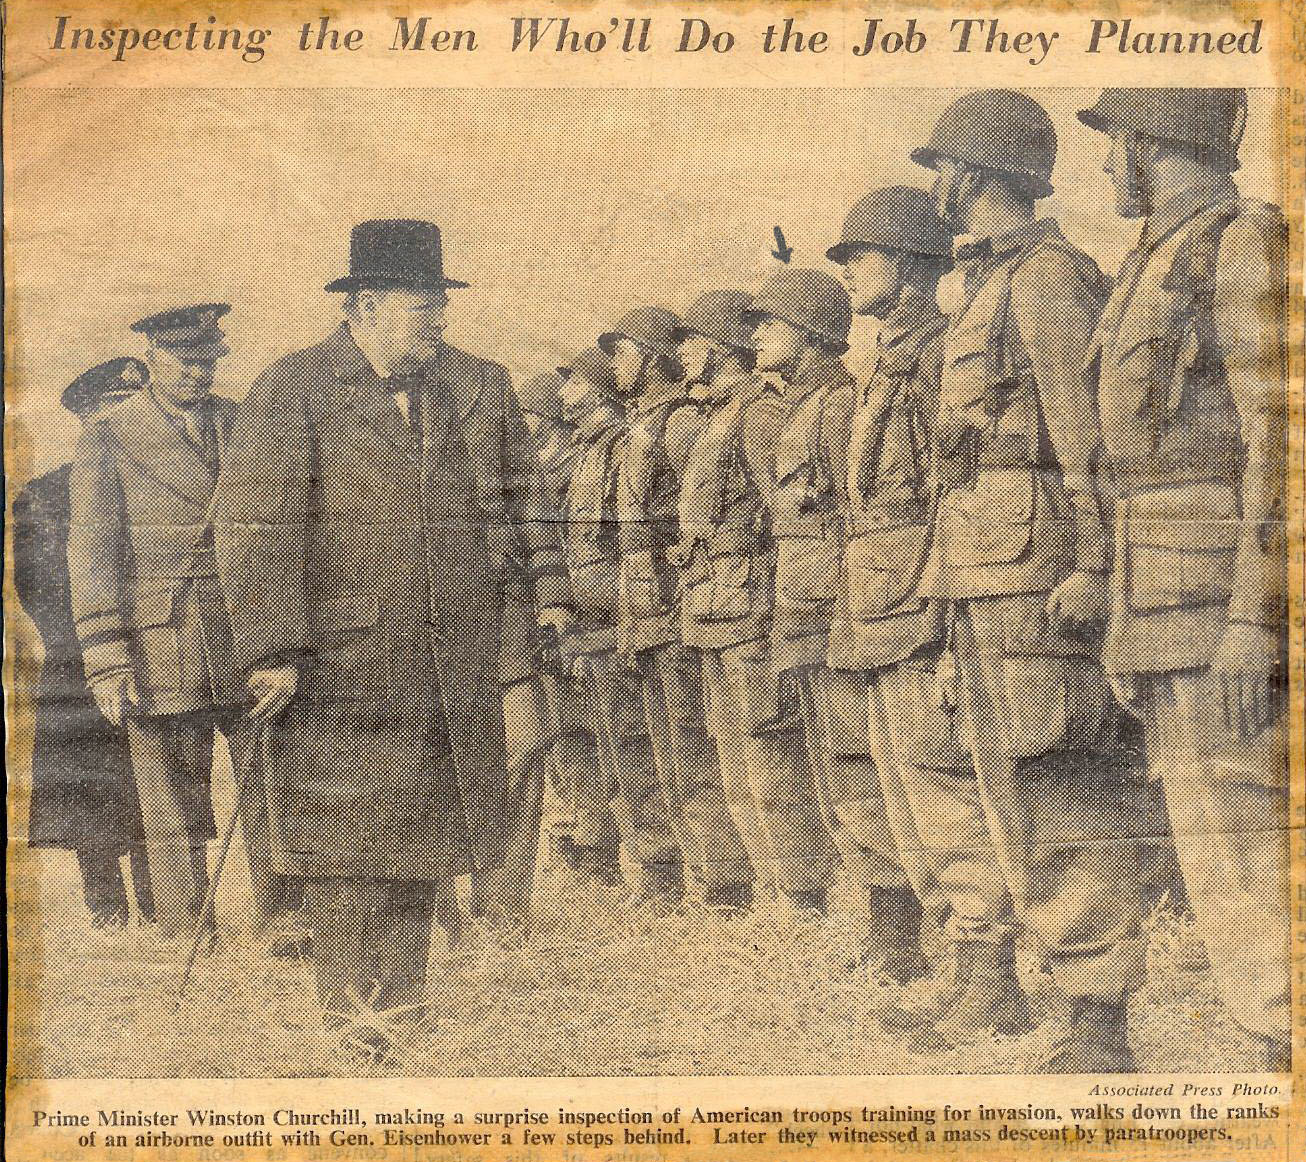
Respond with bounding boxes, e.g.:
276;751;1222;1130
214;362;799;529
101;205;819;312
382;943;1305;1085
9;842;1267;1079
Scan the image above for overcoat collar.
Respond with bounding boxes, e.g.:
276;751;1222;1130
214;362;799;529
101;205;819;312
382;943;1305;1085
321;323;483;459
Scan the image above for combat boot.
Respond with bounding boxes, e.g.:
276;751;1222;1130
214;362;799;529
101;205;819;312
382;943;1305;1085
573;844;625;888
703;882;753;917
784;886;828;918
626;855;686;913
907;938;1033;1052
1038;996;1135;1073
849;885;931;984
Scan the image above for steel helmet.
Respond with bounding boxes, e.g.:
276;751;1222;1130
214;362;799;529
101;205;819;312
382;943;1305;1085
597;306;682;363
1077;87;1247;171
559;346;618;397
826;185;953;264
672;289;756;352
515;369;565;422
912;89;1058;198
743;268;852;354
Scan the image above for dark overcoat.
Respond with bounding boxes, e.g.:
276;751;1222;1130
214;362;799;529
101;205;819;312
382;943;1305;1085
212;324;562;880
13;465;145;852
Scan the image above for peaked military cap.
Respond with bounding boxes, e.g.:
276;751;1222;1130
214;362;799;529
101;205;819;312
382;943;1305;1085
60;356;148;416
130;302;231;360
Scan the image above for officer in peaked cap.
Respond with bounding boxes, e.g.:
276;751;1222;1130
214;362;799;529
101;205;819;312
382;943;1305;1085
17;358;154;928
820;186;954;985
1079;87;1289;1070
131;303;232;359
903;90;1146;1071
67;304;289;941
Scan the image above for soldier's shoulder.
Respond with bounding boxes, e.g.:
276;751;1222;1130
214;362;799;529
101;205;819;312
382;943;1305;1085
91;391;152;438
1011;231;1107;304
1217;198;1287;255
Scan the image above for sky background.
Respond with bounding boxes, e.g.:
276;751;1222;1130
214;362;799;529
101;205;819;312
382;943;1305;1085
6;86;1282;481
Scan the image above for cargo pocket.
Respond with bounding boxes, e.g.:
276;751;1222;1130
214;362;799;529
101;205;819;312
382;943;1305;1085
775;535;842;611
943;469;1036;567
686;553;757;623
1126;483;1240;612
845;525;930;622
620;549;667;622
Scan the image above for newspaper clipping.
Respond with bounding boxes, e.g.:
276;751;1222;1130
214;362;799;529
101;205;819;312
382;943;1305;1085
4;0;1303;1159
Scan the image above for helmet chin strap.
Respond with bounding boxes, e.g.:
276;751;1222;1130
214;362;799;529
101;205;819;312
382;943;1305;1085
1122;130;1152;218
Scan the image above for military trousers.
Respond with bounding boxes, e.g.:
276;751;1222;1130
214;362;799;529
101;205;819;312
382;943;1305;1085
303;877;439;1037
795;666;910;896
1140;668;1290;1041
468;681;550;924
76;845;153;925
700;640;837;897
862;658;955;917
576;650;680;872
637;644;754;892
900;594;1146;1000
126;710;282;937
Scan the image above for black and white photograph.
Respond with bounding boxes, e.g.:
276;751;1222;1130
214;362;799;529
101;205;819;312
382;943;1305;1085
5;62;1292;1110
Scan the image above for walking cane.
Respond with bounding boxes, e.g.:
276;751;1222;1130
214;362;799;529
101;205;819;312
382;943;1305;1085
175;719;267;1007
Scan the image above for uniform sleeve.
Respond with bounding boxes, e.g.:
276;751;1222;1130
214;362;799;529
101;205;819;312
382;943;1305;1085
1010;249;1110;573
819;383;855;504
67;421;132;681
210;361;312;677
12;487;44;623
1214;206;1288;627
498;367;569;616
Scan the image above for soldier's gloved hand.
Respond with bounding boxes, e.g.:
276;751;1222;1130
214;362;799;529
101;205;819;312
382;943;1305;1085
538;606;575;636
1046;571;1108;634
90;671;138;727
247;665;299;724
1210;622;1282;741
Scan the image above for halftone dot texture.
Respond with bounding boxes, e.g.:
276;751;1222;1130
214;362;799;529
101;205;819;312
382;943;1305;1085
7;86;1289;1079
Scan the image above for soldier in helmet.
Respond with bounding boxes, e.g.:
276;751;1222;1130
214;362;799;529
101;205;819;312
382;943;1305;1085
558;343;682;902
502;368;610;880
1079;87;1289;1069
743;267;864;916
904;89;1146;1070
674;291;780;906
468;367;601;922
823;186;957;981
603;307;753;910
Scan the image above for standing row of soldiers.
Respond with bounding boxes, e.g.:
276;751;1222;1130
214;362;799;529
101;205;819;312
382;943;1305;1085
507;86;1288;1073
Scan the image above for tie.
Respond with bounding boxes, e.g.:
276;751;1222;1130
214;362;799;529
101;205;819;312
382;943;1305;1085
186;403;219;471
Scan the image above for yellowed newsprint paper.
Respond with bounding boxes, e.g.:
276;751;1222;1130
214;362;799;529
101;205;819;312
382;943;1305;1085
4;0;1304;1159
